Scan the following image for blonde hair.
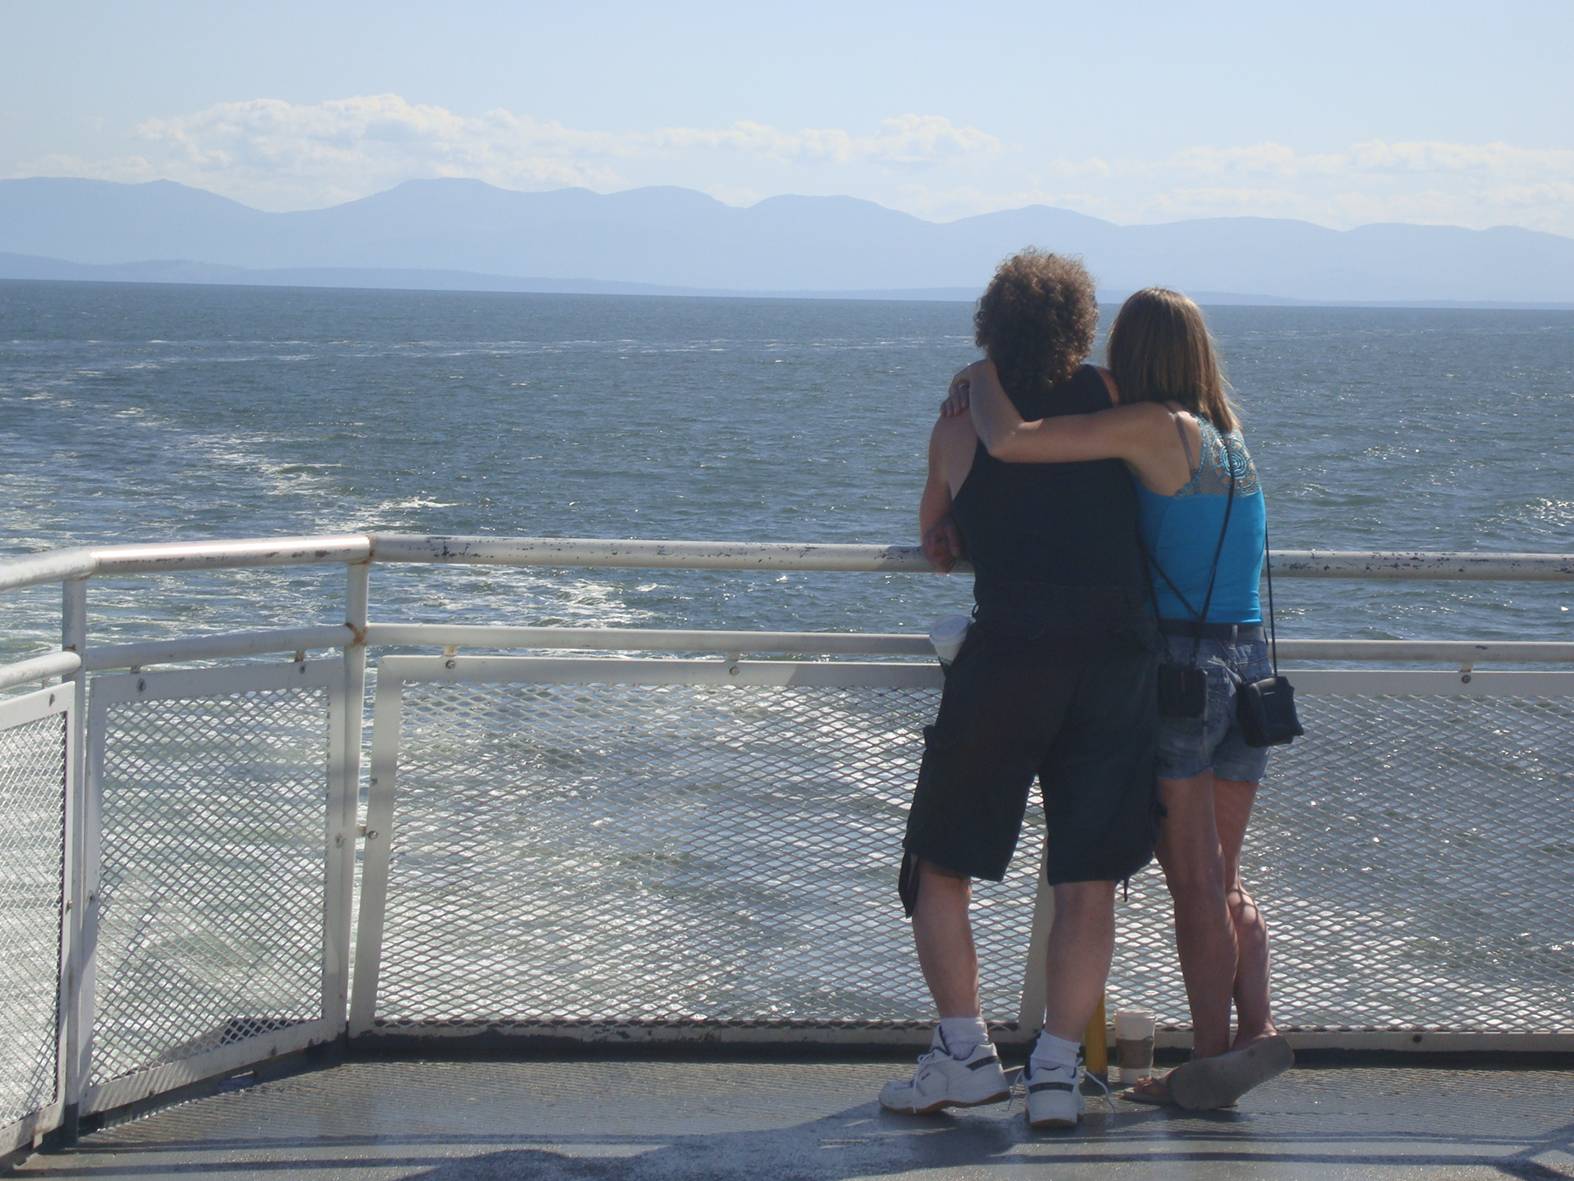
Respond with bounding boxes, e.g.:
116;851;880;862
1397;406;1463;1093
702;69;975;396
1106;288;1237;432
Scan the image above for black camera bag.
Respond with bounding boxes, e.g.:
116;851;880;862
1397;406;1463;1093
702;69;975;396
1233;527;1304;747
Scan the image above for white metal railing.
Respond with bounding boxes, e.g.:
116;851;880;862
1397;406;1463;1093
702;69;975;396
0;534;1570;1158
5;534;1573;594
4;534;1570;679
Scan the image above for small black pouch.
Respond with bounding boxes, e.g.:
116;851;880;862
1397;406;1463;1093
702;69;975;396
1157;662;1208;719
1235;673;1304;747
1233;529;1304;747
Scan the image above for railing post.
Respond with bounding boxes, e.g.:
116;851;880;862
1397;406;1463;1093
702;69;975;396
1018;840;1054;1032
54;577;93;1145
324;562;371;1033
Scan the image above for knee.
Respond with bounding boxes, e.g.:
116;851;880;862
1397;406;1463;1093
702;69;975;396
1164;855;1227;900
1051;880;1116;917
918;859;972;897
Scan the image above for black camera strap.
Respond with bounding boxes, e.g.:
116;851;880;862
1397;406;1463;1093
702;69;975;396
1264;522;1282;676
1143;460;1237;667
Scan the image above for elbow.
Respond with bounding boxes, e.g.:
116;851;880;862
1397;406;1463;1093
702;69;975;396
972;422;1010;459
986;431;1032;462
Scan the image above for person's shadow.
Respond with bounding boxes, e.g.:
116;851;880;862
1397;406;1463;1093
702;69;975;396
403;1097;1056;1179
400;1082;1574;1180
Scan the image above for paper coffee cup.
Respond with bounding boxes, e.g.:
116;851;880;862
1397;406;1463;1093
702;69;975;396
1113;1010;1156;1084
928;615;971;667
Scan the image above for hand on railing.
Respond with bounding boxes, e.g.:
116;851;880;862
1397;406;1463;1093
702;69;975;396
921;514;966;574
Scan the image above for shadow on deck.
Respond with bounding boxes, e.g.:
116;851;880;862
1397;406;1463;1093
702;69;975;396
9;1057;1572;1180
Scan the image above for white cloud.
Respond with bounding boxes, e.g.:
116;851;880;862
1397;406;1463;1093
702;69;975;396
24;95;1000;210
1348;139;1574;176
125;95;626;207
13;152;161;184
1018;140;1574;235
1039;157;1113;180
1169;142;1346;179
653;114;1000;165
8;95;1572;236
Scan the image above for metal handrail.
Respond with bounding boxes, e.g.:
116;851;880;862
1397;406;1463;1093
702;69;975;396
2;535;1571;687
1;534;1571;593
0;650;81;692
80;625;357;673
4;626;1571;682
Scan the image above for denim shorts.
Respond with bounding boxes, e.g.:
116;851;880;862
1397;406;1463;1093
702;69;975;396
1155;632;1274;783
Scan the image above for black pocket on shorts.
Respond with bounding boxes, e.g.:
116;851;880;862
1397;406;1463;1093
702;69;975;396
898;850;922;918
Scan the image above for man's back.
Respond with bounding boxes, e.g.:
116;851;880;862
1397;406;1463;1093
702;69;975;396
890;250;1158;1133
949;364;1147;645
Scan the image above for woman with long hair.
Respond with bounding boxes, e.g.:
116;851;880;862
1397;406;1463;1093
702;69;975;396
942;286;1294;1109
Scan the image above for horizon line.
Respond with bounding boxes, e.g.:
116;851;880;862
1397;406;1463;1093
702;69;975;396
7;173;1570;243
4;260;1571;312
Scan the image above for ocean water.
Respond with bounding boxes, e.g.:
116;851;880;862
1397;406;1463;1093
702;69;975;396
0;280;1569;1044
1;279;1570;660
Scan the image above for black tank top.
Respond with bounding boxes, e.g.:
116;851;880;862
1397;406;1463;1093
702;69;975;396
952;364;1149;649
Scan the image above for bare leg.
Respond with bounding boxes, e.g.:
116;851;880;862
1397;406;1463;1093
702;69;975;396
911;860;980;1018
1040;879;1116;1042
1214;777;1277;1046
1156;771;1237;1059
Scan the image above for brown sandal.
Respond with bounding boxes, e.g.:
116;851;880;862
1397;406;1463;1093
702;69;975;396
1166;1036;1294;1111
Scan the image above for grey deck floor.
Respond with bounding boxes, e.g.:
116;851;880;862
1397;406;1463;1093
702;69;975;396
10;1059;1573;1180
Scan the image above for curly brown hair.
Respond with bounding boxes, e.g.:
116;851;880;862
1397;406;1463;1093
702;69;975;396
973;250;1098;399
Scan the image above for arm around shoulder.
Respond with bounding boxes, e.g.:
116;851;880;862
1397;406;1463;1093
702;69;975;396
972;367;1171;466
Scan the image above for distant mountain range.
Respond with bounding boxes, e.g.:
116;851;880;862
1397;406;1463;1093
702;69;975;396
2;177;1572;306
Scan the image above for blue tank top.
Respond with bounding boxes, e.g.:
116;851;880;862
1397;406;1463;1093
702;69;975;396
1136;416;1266;624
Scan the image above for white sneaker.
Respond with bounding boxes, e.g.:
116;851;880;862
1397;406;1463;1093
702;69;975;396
879;1028;1010;1115
1024;1051;1085;1129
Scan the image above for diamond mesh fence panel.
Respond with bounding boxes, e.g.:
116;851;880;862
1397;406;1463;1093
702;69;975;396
373;677;1037;1030
1115;691;1573;1034
1126;692;1567;1032
0;708;66;1127
368;670;1573;1036
90;679;332;1086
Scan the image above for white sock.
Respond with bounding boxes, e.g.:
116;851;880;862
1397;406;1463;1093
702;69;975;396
938;1016;990;1057
1030;1030;1082;1071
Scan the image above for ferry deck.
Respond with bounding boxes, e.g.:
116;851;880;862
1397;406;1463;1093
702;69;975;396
0;535;1569;1179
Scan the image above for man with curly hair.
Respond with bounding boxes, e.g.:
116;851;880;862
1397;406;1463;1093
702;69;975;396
882;250;1159;1130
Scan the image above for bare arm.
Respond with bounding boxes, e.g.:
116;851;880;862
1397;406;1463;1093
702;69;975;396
918;420;965;573
963;359;1165;465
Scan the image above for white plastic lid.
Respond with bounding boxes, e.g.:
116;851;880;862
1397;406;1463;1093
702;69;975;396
1113;1010;1156;1038
928;614;971;645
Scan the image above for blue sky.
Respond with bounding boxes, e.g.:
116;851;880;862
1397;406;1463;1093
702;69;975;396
4;0;1571;234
